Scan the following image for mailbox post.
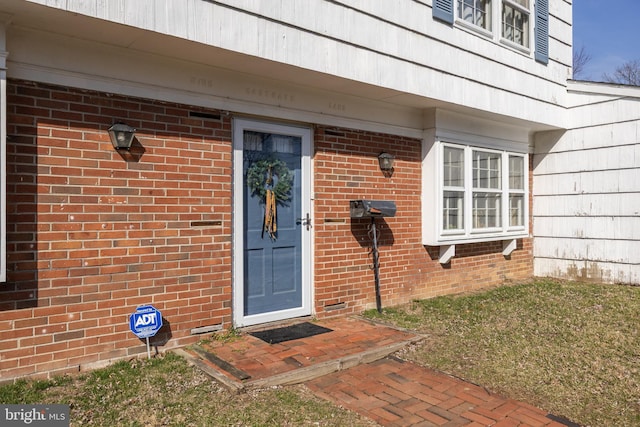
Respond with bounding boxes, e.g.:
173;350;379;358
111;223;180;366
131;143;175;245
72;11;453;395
350;200;396;313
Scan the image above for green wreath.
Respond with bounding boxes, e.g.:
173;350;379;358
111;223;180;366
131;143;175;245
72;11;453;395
246;158;293;203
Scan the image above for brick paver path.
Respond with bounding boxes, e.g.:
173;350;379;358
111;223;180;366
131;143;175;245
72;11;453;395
194;317;418;382
187;317;576;426
307;356;571;427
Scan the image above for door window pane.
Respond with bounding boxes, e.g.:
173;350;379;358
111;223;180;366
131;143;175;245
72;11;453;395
243;131;263;152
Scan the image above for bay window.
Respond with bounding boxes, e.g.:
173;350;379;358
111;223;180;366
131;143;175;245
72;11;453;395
434;142;528;244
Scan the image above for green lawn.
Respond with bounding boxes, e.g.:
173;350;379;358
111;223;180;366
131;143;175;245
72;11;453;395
0;352;375;426
365;279;640;427
3;279;638;426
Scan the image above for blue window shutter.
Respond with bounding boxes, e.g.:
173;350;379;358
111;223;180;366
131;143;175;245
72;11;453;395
433;0;454;24
534;0;549;64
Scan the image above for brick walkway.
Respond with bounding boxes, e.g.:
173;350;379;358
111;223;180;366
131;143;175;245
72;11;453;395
307;356;570;426
185;316;419;388
183;317;576;426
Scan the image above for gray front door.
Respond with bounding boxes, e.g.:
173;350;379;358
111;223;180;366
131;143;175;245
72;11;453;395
233;119;312;326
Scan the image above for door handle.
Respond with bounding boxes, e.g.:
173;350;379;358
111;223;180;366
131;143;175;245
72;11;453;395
296;213;312;231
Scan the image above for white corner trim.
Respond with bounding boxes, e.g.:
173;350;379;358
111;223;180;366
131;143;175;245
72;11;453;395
439;244;455;264
0;17;6;282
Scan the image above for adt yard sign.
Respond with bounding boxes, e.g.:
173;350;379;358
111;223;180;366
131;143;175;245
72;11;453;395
129;305;162;339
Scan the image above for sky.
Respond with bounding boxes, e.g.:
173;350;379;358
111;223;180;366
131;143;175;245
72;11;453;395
572;0;640;81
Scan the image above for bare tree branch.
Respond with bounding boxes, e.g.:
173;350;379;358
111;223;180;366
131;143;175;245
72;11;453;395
572;46;592;80
602;59;640;86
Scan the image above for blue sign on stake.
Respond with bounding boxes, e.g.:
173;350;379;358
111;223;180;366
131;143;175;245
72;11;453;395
129;305;163;339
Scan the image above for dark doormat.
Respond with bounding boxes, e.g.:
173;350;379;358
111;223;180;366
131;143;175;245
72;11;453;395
250;322;333;344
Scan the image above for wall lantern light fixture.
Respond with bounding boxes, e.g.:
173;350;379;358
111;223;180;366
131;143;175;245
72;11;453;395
108;123;136;150
377;152;395;175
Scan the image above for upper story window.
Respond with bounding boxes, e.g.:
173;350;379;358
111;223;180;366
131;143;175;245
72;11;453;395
434;0;547;63
502;0;530;48
457;0;491;30
456;0;531;49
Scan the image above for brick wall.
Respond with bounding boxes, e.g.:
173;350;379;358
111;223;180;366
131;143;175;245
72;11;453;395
0;80;533;381
313;127;533;315
1;80;233;380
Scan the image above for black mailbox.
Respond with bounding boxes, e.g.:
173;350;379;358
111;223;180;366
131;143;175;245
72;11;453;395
349;200;396;218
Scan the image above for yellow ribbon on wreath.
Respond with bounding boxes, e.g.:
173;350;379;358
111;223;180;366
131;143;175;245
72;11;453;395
263;188;277;240
247;159;293;241
262;166;277;240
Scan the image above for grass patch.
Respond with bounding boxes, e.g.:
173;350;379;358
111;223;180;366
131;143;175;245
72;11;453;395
365;279;640;426
0;352;375;426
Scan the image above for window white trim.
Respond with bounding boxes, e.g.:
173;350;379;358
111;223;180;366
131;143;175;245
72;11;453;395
500;0;532;49
453;0;535;56
455;0;493;33
424;140;529;246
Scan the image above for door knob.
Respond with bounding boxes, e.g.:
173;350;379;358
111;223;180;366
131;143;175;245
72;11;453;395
296;213;312;230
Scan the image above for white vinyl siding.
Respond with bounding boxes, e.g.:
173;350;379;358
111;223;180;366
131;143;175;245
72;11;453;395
533;83;640;284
